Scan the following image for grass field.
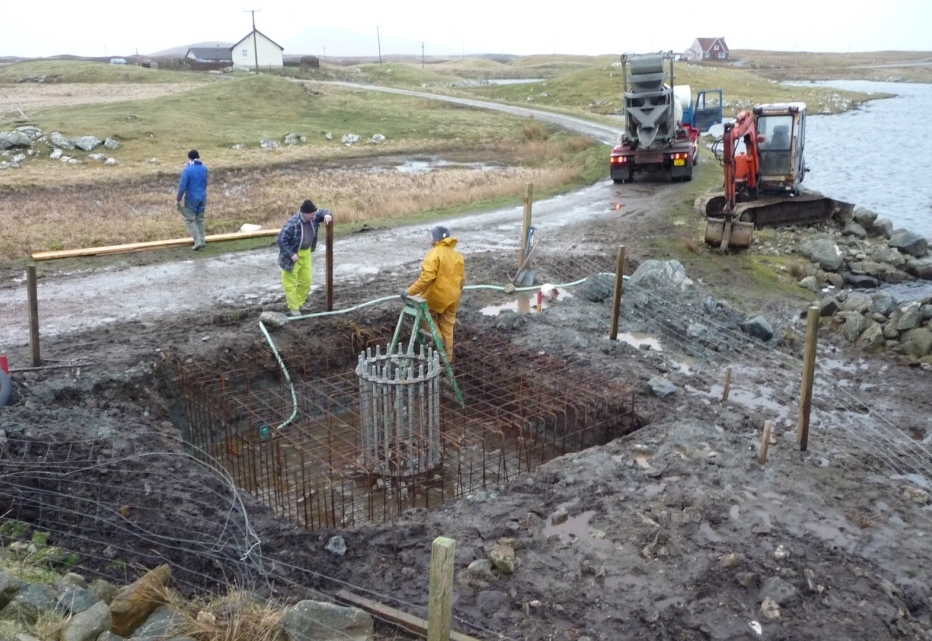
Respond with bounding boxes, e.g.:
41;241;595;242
2;51;926;261
0;69;603;260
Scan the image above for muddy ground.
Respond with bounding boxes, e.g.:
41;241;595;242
2;169;932;641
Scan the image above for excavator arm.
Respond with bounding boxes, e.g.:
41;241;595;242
722;110;762;213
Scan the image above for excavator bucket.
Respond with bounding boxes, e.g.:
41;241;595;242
705;217;754;250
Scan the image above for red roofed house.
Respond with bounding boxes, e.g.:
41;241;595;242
684;38;730;62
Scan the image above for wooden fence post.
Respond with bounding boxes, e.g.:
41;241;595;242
325;221;334;312
26;265;40;367
759;420;772;464
609;245;625;340
796;305;820;451
721;367;732;402
427;536;455;641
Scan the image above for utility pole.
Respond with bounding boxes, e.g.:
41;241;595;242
323;46;326;61
244;8;261;73
421;42;425;68
376;26;382;64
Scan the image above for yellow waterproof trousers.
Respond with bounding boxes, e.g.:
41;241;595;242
430;304;458;362
282;249;313;312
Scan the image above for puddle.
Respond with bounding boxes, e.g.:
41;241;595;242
480;292;573;316
392;159;498;174
686;384;789;419
543;510;612;550
616;332;662;352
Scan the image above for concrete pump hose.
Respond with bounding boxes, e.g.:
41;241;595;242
0;369;11;407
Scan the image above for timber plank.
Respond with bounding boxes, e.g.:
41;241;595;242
335;589;482;641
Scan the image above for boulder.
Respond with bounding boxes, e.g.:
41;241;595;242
325;536;346;556
896;302;922;332
0;583;57;624
579;273;614;302
883;320;900;340
817;297;840;317
70;135;102;151
61;600;111;641
843;313;867;342
50;132;75;149
371;133;386;144
872;218;894;239
88;579;117;605
825;272;845;288
280;600;373;641
870;293;897;316
848;261;889;277
628;260;694;292
922;304;932;321
283;133;302;145
871;247;905;267
132;605;185;640
842;222;867;239
0;131;33;149
647;377;677;398
799;238;843;271
740;316;774;341
858;323;884;349
905;257;932;280
341;133;360;145
488;542;516;574
686;323;708;339
103;138;120;150
883;269;911;284
901;327;932;357
259;139;280;149
797;276;818;292
888;229;928;257
840;292;872;313
109;564;171;636
0;572;23;610
852;207;878;228
57;586;100;615
841;272;879;289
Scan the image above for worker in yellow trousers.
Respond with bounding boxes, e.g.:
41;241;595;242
277;199;333;316
404;226;465;362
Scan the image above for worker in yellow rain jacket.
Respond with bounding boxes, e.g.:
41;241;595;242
404;226;465;362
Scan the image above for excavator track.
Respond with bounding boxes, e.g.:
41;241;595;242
696;191;853;250
697;191;853;229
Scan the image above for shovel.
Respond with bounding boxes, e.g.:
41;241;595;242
514;239;540;287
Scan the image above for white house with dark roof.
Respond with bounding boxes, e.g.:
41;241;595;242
684;37;730;61
231;29;284;70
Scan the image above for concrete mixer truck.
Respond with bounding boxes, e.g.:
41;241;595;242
609;52;722;183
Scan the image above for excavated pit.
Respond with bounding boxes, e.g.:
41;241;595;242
170;318;642;531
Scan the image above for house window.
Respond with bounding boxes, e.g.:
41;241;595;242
704;52;709;58
713;45;719;51
718;52;725;59
242;49;249;58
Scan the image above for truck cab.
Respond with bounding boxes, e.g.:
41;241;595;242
684;89;723;132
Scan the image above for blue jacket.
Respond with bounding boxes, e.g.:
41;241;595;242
277;209;332;271
176;160;208;213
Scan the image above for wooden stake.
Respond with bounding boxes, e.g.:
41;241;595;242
520;183;533;270
325;221;334;312
26;265;40;367
427;536;455;641
609;245;625;340
758;420;772;464
797;305;820;451
722;367;732;402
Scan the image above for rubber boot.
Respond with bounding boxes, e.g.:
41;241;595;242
195;219;206;250
185;221;200;250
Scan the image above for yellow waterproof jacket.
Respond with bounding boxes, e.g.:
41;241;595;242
407;237;465;312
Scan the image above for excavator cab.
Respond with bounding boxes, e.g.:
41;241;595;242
756;104;807;192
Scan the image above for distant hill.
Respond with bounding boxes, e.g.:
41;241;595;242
148;42;233;57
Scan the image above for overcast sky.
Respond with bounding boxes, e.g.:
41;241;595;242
3;0;930;59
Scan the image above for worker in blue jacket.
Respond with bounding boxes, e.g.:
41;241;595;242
175;149;209;250
277;199;333;316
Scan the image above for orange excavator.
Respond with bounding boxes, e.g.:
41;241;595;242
703;102;848;250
